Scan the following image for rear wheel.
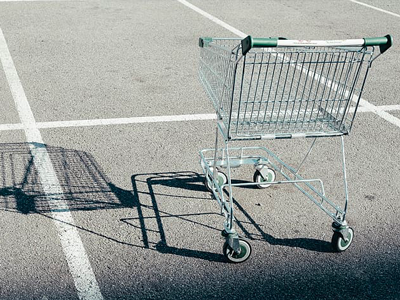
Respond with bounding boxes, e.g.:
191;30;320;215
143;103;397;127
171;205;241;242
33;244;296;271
253;167;276;189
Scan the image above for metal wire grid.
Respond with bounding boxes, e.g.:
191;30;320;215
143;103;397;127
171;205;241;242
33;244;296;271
199;39;240;118
199;39;374;140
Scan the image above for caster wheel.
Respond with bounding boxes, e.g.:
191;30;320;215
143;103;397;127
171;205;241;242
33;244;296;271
253;167;276;189
205;167;227;192
223;239;252;263
332;227;354;252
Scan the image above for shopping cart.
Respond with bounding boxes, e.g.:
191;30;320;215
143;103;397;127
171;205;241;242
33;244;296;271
198;35;392;263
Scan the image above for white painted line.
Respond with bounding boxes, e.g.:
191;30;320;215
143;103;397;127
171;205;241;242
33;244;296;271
349;0;400;18
356;104;400;112
0;123;25;131
0;114;216;131
1;106;400;132
358;98;400;127
35;113;217;129
0;27;104;300
178;0;400;129
177;0;247;38
376;105;400;112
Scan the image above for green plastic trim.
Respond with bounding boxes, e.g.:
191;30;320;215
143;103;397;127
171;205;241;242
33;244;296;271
364;34;393;54
241;36;287;55
199;37;213;48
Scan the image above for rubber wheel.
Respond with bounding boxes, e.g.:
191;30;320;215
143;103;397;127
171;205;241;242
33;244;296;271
253;168;276;189
205;168;227;192
332;227;354;252
223;239;252;263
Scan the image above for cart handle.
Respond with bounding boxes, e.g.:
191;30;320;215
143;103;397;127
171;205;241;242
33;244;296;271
241;35;393;55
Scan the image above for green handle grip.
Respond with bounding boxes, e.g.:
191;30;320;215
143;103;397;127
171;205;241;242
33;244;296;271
199;37;213;48
364;34;393;54
241;36;285;55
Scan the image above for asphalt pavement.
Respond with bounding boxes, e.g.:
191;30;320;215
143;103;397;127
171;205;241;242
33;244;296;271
0;0;399;299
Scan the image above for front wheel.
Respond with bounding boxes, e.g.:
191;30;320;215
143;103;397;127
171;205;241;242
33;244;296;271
223;239;252;263
205;167;227;192
332;227;354;252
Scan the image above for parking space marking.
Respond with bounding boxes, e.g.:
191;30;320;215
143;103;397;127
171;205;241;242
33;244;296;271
1;106;400;132
0;27;104;300
34;113;217;129
350;0;400;18
178;0;246;38
372;104;400;112
0;122;25;131
178;0;400;129
358;99;400;127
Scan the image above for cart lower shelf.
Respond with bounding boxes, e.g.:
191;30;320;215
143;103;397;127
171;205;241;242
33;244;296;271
199;145;354;263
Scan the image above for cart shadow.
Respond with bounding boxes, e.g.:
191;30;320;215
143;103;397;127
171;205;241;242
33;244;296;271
0;142;152;250
126;171;334;263
123;171;226;262
0;143;138;215
230;196;333;253
154;240;225;262
0;144;226;261
210;180;332;252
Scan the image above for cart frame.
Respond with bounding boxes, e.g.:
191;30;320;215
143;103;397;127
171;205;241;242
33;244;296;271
198;35;392;262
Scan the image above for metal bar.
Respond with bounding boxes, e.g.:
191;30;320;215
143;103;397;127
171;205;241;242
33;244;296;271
248;51;265;132
341;136;349;221
320;52;343;130
307;51;323;130
294;51;312;130
313;51;335;131
260;52;279;131
288;51;306;129
340;50;368;130
328;51;348;127
268;157;343;216
299;51;316;130
267;52;286;131
212;126;219;179
255;51;271;126
241;52;258;133
224;178;324;188
223;139;235;230
227;61;239;138
234;55;247;135
281;53;298;131
274;51;293;130
294;137;317;175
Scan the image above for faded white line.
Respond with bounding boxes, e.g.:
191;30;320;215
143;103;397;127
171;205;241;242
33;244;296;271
0;114;216;131
356;104;400;112
358;99;400;127
177;0;246;38
349;0;400;18
2;106;400;132
0;123;25;131
0;27;104;300
178;0;400;129
35;113;217;129
375;104;400;111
